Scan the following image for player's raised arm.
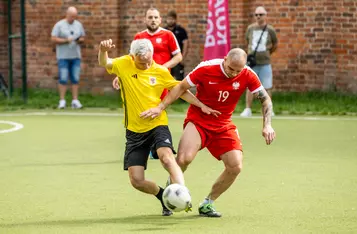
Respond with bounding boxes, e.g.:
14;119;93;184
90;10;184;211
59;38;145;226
176;83;220;117
98;39;116;69
162;78;191;109
140;78;189;119
253;88;276;145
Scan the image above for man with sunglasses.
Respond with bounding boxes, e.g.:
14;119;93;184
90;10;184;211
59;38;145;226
240;6;278;117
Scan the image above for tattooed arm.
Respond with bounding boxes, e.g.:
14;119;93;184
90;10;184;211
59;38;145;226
253;88;276;145
254;88;273;127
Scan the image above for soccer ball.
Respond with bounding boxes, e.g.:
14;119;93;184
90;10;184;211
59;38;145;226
163;184;191;212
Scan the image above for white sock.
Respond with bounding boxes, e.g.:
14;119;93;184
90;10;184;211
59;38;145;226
201;197;214;206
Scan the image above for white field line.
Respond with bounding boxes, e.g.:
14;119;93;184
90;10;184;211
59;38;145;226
0;112;357;121
0;120;24;134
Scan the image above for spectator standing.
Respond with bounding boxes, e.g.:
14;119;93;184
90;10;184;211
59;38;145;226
51;6;85;109
240;6;278;117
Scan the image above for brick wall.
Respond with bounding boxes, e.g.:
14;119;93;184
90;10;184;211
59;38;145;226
0;1;9;81
267;0;357;92
1;0;356;94
2;0;120;94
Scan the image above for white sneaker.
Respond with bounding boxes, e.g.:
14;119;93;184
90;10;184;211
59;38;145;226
58;100;66;109
71;100;83;109
240;108;252;117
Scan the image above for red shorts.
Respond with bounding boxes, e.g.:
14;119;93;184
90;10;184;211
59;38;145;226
183;119;243;160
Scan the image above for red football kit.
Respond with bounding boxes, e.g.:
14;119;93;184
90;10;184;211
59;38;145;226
185;59;263;160
134;27;180;65
135;27;180;99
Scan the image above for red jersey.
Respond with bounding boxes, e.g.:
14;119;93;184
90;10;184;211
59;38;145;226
186;59;263;131
134;27;180;65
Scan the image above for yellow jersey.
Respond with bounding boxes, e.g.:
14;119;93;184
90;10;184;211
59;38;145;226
106;55;179;133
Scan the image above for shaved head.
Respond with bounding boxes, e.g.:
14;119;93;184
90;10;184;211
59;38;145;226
254;6;268;25
223;48;247;78
227;48;247;65
255;6;267;14
66;6;78;24
67;6;77;15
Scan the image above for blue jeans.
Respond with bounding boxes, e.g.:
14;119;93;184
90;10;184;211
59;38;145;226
252;64;273;89
58;58;81;85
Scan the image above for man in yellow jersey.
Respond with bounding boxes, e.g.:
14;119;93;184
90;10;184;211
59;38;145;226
98;38;220;216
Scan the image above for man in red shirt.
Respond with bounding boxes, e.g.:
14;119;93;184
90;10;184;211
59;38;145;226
135;8;182;68
141;48;276;218
113;7;182;96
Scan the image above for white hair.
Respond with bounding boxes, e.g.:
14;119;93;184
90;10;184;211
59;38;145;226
129;39;154;56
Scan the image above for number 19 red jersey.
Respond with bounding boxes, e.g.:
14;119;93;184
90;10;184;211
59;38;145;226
186;59;263;131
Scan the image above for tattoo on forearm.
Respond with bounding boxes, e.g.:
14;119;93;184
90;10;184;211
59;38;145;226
256;90;268;104
254;90;272;126
263;103;273;126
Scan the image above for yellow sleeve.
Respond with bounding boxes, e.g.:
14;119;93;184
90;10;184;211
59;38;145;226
161;68;180;90
106;57;122;76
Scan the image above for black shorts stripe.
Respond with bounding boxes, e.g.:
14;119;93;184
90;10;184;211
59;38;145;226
118;78;128;128
123;125;175;170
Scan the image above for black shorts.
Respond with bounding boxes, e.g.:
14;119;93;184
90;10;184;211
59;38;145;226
124;125;176;170
170;63;184;81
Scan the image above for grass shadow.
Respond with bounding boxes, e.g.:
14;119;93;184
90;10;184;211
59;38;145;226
10;160;121;168
0;214;202;230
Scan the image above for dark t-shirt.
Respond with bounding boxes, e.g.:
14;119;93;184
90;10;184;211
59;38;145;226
166;24;188;51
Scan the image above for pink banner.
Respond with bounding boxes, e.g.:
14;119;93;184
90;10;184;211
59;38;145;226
204;0;231;60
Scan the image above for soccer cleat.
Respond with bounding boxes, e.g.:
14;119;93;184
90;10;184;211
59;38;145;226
185;201;193;212
162;206;173;216
198;203;222;217
240;108;252;117
58;100;66;109
71;99;83;109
